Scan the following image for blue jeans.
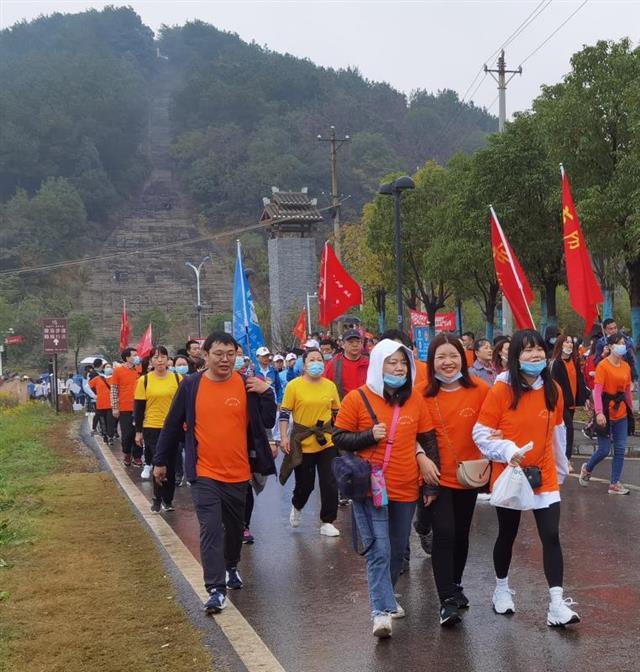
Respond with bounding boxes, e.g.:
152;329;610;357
351;498;416;617
586;417;627;484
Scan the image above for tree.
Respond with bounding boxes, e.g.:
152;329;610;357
133;308;170;346
68;313;94;372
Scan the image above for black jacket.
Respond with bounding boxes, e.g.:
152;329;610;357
154;371;277;481
550;357;589;410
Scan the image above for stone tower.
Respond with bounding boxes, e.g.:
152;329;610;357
260;188;323;347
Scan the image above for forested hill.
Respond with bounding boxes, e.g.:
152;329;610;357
159;21;497;225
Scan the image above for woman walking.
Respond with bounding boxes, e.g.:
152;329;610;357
333;339;440;638
492;337;510;376
422;333;490;626
579;332;632;495
134;346;183;513
278;349;341;537
473;329;579;627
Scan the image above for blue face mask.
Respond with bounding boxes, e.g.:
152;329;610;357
133;356;141;366
323;353;333;361
520;360;547;377
103;368;113;377
168;366;176;373
307;362;325;377
234;356;246;371
383;373;407;389
612;344;626;357
434;372;463;384
175;365;189;375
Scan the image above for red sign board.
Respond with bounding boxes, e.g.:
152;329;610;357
4;335;24;345
43;318;69;354
409;309;458;333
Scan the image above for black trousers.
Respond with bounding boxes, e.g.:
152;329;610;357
119;411;141;458
292;447;338;523
430;487;478;601
245;484;254;528
493;502;563;587
96;409;115;440
191;477;248;594
564;408;575;460
144;428;176;505
414;496;433;535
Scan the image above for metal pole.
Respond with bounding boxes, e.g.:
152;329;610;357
53;354;59;414
394;190;404;331
0;345;3;378
306;293;313;335
330;128;341;261
186;257;210;338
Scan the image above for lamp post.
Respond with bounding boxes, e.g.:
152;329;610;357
378;176;415;332
185;256;211;338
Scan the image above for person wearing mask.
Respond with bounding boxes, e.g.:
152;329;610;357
256;346;282;401
134;346;183;512
186;339;204;373
110;347;141;467
333;340;440;638
154;332;276;614
470;338;496;386
492;337;511;376
550;336;590;463
173;354;191;487
472;329;578;628
380;329;428;392
89;358;115;445
82;365;98;431
325;329;369;400
460;332;476;369
281;353;297;390
279;349;341;537
319;338;337;363
579;332;633;495
273;354;285;374
594;319;638;386
544;326;561;357
421;333;491;626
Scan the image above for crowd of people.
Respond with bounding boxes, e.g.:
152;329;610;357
72;318;636;638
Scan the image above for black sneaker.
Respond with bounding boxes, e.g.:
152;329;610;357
418;530;433;557
226;567;243;590
161;502;175;512
204;590;226;614
150;499;161;514
439;598;462;627
453;588;470;609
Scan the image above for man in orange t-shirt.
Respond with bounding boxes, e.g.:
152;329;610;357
110;347;141;466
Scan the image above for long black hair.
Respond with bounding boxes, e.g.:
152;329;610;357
425;332;477;398
507;329;558;411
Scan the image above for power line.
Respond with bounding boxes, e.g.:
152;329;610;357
500;0;554;54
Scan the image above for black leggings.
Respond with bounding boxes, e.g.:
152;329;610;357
493;503;563;587
564;408;575;460
430;487;478;601
245;484;254;528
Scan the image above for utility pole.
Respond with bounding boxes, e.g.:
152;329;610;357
485;50;521;334
317;126;350;260
185;256;211;338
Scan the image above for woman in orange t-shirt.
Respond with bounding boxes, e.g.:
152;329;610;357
333;339;439;639
472;329;580;628
422;333;490;627
579;332;633;495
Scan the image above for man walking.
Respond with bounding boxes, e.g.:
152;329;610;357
154;332;276;614
324;329;369;400
110;347;141;467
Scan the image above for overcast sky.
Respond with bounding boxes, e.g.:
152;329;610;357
2;1;638;115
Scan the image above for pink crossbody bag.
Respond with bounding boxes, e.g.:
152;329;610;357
370;404;401;508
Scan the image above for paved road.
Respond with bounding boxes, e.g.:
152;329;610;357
104;435;639;672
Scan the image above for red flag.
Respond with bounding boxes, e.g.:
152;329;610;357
292;307;307;344
318;242;363;326
119;299;131;351
561;166;603;334
136;323;153;359
490;207;535;330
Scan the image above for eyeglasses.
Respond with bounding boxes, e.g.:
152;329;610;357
209;352;236;361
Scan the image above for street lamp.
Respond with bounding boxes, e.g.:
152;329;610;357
185;256;211;338
378;176;415;332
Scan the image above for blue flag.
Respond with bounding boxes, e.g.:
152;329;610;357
232;240;265;359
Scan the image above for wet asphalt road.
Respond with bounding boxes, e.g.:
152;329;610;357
107;436;640;672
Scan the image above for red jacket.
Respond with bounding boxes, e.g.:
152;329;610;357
325;353;369;399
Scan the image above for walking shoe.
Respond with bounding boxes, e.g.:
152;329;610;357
547;597;580;627
578;464;591;487
320;523;340;537
608;483;630;495
581;425;595;441
226;567;243;590
372;614;392;638
123;454;132;467
391;603;405;619
204;590;227;614
175;477;184;487
453;587;470;609
338;496;351;507
289;506;302;528
418;529;433;557
141;464;152;480
150;499;161;514
477;492;492;501
161;502;175;512
132;457;143;468
439;598;462;627
492;586;515;614
242;528;254;544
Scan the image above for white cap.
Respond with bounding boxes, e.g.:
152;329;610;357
256;346;271;356
304;339;320;349
285;353;297;362
273;354;284;362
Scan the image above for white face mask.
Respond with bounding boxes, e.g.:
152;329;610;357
562;347;573;356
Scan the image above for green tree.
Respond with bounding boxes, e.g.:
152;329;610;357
133;308;170;346
68;313;94;372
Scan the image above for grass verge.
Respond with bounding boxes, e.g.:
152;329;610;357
0;404;213;671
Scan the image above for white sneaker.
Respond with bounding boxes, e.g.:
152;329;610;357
477;493;492;501
608;483;630;495
547;597;580;627
492;585;516;614
578;464;591;487
320;522;340;537
391;603;405;619
289;506;302;528
141;464;152;480
372;614;392;638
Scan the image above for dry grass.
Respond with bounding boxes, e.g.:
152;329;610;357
0;406;213;672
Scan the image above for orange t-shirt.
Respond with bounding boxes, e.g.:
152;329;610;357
565;359;577;409
422;377;490;489
195;373;250;483
414;360;429;394
465;350;475;368
335;386;431;502
89;375;111;410
595;358;632;421
477;380;564;494
110;365;139;412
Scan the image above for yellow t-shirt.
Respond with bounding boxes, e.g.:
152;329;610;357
134;372;182;429
281;376;340;453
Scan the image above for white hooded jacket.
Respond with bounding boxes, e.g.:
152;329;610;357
366;339;416;399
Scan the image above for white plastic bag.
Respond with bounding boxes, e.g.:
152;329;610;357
490;465;535;510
